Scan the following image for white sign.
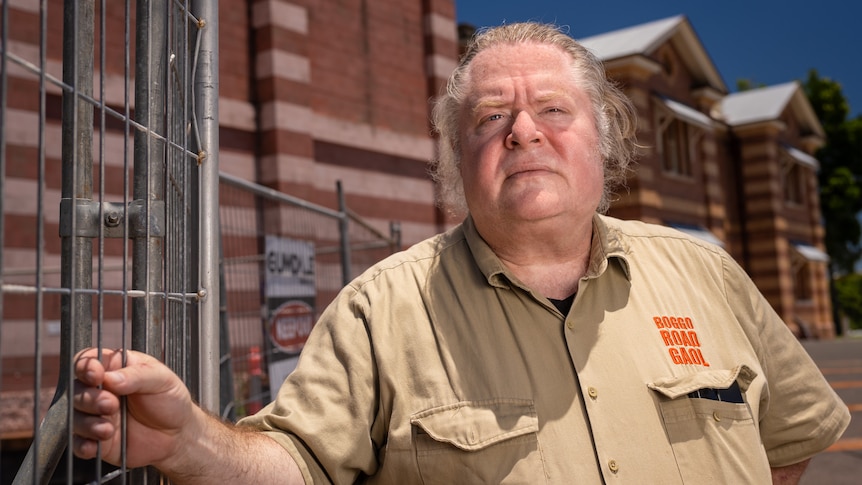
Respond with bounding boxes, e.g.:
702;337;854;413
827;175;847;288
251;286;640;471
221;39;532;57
264;236;315;298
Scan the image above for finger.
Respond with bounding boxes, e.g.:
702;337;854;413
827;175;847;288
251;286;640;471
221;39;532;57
73;379;120;415
72;410;117;442
71;434;100;460
73;348;107;386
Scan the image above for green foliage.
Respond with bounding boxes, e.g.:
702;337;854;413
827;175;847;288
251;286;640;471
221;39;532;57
803;69;862;276
820;167;862;272
735;78;766;92
834;273;862;329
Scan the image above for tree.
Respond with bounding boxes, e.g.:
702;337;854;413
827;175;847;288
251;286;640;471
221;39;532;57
735;79;766;92
803;70;862;335
834;273;862;330
803;70;862;277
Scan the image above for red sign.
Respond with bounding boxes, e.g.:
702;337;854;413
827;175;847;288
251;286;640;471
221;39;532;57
269;300;314;353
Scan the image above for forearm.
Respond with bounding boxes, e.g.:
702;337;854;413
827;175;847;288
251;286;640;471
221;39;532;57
156;407;305;484
770;458;810;485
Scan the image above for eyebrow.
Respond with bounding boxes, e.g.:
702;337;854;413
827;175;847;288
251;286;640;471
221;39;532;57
470;90;572;114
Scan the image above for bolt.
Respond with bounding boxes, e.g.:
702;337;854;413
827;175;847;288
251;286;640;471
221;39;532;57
105;211;121;227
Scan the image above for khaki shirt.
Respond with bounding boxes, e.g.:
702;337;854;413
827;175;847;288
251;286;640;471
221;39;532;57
240;215;850;484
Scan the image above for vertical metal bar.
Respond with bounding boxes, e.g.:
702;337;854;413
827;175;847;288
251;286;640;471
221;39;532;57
10;1;94;484
133;3;167;483
133;0;166;357
61;0;95;482
120;0;133;481
218;238;235;420
390;221;402;253
164;0;189;386
61;0;96;361
193;0;220;413
337;181;352;286
94;0;108;481
0;4;9;468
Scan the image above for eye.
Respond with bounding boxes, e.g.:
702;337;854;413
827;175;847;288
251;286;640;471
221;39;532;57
484;113;505;122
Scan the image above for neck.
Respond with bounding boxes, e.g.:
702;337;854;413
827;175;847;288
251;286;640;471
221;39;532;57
476;214;594;299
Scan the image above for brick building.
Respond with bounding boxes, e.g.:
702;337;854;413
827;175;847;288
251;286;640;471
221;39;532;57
227;0;459;243
576;16;833;338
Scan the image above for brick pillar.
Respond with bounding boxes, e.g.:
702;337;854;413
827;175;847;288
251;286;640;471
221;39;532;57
805;155;834;337
251;0;316;200
735;124;795;325
421;0;458;230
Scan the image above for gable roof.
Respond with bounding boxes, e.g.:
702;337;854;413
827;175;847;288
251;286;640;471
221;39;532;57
578;15;684;60
719;82;825;137
579;15;727;94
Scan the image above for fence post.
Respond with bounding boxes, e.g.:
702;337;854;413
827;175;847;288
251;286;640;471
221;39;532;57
390;221;402;252
194;0;221;414
337;181;352;286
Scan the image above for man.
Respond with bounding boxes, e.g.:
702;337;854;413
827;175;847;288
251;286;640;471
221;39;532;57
73;22;849;484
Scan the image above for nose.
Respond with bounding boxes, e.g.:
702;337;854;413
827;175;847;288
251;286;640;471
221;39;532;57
505;111;544;149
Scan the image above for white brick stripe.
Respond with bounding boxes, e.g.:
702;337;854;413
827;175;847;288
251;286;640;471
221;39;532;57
219;149;258;180
426;54;458;80
252;0;308;34
253;153;433;203
424;13;458;42
219;98;257;131
313;164;434;203
256;49;311;83
258;101;435;161
259;100;313;133
7;0;39;14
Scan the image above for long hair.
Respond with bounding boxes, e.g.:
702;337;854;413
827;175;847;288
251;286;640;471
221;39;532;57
430;22;639;215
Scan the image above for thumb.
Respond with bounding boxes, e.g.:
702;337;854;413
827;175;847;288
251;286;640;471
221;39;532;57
101;354;182;398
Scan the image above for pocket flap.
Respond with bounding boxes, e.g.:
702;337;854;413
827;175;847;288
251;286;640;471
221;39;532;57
410;400;538;451
648;364;757;399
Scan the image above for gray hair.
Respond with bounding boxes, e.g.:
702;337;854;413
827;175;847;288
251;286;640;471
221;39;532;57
430;22;639;215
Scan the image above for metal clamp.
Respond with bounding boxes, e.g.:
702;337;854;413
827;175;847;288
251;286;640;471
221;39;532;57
59;199;165;238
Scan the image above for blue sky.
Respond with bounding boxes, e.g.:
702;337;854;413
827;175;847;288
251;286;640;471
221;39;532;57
456;0;862;118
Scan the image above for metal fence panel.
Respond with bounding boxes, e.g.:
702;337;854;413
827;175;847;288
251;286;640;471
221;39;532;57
1;1;399;483
218;174;400;419
1;1;220;483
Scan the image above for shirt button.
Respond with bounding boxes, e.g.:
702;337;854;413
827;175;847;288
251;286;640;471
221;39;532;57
587;387;598;399
608;459;619;473
713;411;721;422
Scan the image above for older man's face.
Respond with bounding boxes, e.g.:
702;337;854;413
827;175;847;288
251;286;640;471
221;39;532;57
458;42;603;228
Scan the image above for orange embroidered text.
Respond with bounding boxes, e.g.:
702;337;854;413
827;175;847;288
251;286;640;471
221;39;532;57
653;315;710;367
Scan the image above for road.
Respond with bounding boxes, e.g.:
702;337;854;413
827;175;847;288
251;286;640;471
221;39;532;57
800;337;862;485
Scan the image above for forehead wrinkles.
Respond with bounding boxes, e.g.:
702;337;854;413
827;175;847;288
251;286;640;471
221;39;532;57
462;43;581;107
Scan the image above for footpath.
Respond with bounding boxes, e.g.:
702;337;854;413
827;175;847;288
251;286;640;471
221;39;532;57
799;337;862;485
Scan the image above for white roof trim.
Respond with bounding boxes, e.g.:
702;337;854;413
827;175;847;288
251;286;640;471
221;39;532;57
579;15;684;61
719;82;797;126
792;243;830;263
782;144;819;170
669;223;724;248
660;97;713;130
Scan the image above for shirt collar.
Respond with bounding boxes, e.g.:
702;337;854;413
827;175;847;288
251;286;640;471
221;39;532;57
462;214;632;289
590;214;632;281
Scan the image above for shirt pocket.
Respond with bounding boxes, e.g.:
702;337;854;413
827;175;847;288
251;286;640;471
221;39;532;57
409;399;547;485
647;365;772;483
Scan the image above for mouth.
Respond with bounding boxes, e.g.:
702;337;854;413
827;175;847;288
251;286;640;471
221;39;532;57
505;164;554;180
